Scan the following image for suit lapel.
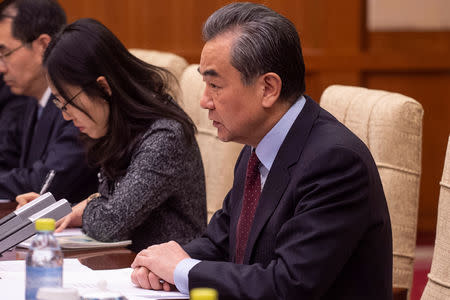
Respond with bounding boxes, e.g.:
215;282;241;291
25;95;57;166
229;147;251;260
243;96;321;263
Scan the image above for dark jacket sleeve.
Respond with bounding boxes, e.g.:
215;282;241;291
0;111;23;173
183;190;232;261
0;85;29;172
183;149;245;261
0;96;29;144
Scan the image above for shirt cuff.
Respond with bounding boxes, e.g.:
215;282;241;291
174;258;201;294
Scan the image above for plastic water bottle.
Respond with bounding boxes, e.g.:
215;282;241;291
190;288;218;300
25;218;63;300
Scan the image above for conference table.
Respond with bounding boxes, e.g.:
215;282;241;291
0;203;407;299
0;245;136;270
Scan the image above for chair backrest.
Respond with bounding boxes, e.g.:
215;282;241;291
320;85;424;296
128;48;188;99
180;64;242;221
421;136;450;300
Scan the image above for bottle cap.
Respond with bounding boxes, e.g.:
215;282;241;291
190;288;218;300
36;287;79;300
35;218;56;231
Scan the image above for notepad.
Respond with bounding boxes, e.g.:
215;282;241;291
57;235;132;250
0;259;189;299
17;228;132;250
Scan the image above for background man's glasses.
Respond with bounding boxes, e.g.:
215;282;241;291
0;44;25;64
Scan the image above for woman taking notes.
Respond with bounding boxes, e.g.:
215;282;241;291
18;18;206;252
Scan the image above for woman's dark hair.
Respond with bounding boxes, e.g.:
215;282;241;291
43;18;196;180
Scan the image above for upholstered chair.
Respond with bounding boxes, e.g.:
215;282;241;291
129;48;188;99
320;85;424;297
179;64;242;221
421;136;450;299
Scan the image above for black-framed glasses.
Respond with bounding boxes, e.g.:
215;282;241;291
52;89;84;112
0;44;25;64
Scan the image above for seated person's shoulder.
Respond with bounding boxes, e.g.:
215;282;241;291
307;113;372;160
137;118;200;165
142;118;187;145
148;118;183;133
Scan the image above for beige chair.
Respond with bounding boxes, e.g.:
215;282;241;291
129;48;188;99
421;136;450;299
320;85;424;297
180;64;243;221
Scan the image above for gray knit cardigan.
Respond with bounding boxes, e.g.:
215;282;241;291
82;118;207;252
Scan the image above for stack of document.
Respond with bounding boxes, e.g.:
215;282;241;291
17;228;132;250
0;259;188;299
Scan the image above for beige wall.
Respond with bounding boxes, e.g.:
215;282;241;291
367;0;450;31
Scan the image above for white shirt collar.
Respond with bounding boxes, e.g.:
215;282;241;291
256;95;306;171
38;87;51;108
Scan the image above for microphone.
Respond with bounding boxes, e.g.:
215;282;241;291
0;192;56;235
0;199;72;254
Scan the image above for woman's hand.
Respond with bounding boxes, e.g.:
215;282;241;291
55;199;87;232
15;192;40;209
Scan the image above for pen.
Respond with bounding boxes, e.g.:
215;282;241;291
39;170;56;195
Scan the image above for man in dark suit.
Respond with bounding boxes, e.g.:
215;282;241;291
0;0;97;203
131;3;393;299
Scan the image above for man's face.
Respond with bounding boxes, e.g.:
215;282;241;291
199;32;267;146
0;18;43;97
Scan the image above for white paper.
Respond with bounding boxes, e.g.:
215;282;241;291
64;268;188;299
0;278;24;299
0;260;25;272
55;228;83;237
0;259;188;299
0;259;89;273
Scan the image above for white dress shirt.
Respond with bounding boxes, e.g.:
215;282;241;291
37;87;51;120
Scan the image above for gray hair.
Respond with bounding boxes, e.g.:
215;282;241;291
202;2;305;102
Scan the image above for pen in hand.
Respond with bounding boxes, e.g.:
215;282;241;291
39;170;56;195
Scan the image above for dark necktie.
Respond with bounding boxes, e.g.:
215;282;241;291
36;105;44;120
33;105;43;135
235;150;261;264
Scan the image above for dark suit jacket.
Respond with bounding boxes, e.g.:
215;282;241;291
183;96;393;300
0;77;30;144
0;94;98;203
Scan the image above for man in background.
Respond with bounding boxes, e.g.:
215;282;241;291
0;0;97;202
131;2;393;299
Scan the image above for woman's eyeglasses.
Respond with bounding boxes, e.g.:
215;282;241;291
52;89;84;112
